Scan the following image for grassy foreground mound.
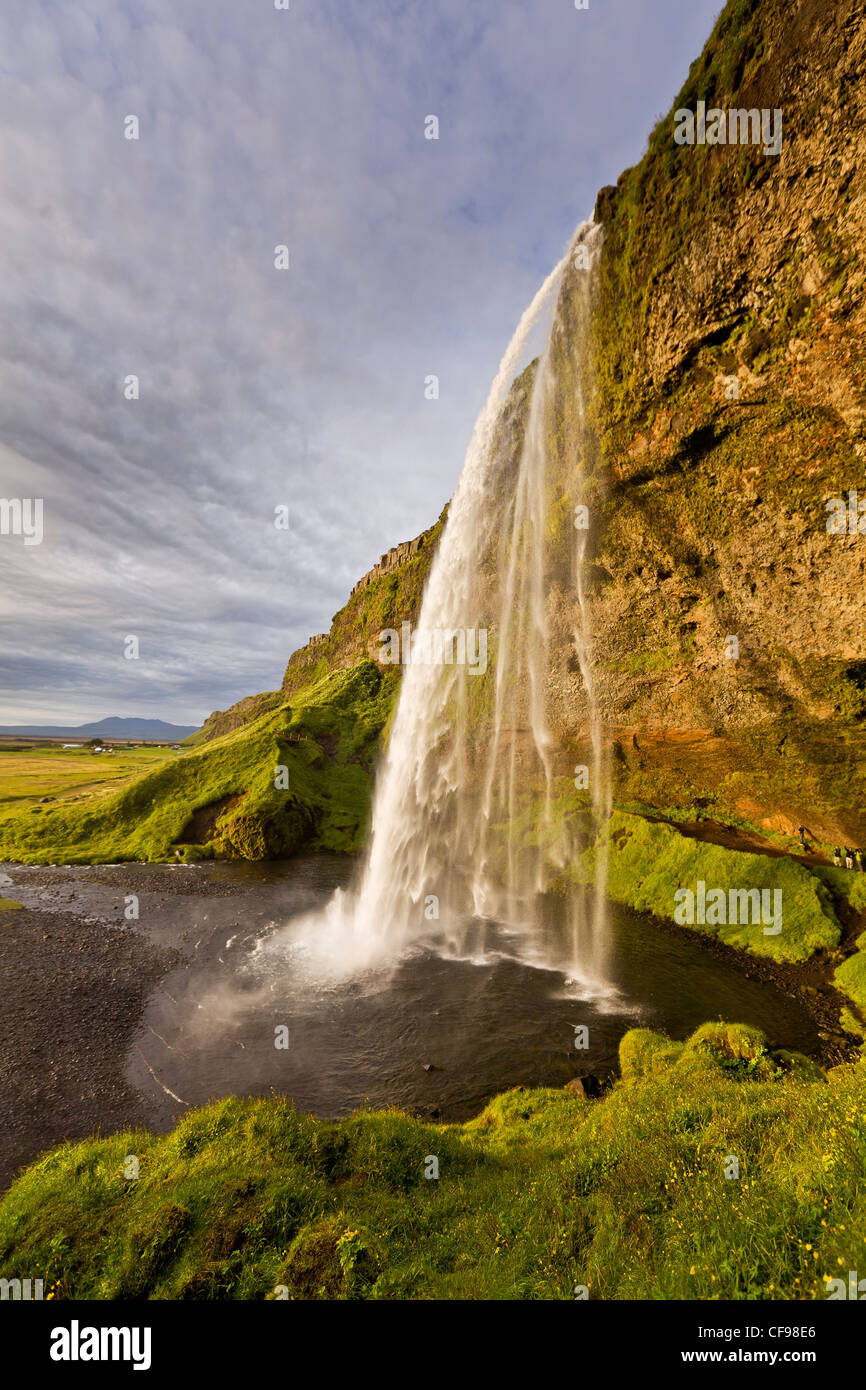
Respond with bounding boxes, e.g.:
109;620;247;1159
0;662;396;865
2;1023;864;1301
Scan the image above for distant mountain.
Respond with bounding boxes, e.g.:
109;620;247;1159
0;717;199;740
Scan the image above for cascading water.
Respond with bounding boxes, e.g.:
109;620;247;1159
293;221;611;988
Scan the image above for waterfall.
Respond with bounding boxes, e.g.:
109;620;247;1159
296;221;610;987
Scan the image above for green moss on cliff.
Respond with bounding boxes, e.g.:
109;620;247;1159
594;0;860;429
569;0;865;848
578;811;840;963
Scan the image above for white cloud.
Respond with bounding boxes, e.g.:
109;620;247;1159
0;0;721;723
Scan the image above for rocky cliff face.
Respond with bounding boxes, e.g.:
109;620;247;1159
348;532;431;599
282;507;448;694
539;0;866;846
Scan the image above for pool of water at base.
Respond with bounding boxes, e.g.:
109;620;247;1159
108;855;819;1127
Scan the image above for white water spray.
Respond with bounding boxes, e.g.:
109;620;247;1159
293;223;610;986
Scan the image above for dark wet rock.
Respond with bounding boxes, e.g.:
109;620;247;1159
566;1074;602;1100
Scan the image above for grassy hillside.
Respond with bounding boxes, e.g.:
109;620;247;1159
1;1021;863;1300
0;663;397;865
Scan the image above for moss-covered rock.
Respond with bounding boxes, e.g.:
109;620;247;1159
679;1022;777;1080
582;810;840;962
619;1028;682;1083
272;1218;347;1300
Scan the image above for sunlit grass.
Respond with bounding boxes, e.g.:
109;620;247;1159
1;1022;863;1301
0;662;395;865
0;746;173;805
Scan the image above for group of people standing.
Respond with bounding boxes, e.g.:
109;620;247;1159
797;826;865;870
834;846;866;871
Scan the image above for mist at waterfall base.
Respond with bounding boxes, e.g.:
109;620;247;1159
281;224;612;991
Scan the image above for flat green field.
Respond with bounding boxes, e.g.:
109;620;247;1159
0;746;176;809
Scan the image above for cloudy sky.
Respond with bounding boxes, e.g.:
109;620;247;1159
0;0;721;726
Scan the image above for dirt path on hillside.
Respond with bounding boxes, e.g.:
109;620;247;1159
673;817;832;868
